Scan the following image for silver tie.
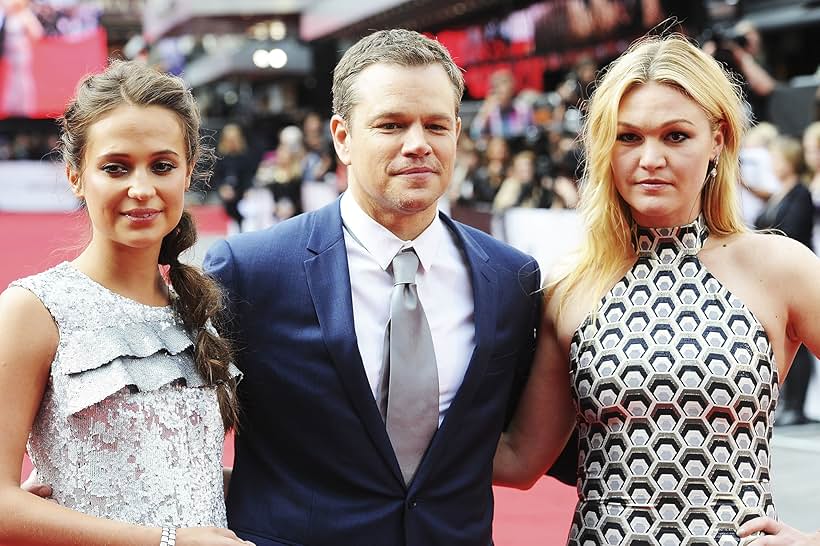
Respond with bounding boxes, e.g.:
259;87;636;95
379;248;439;485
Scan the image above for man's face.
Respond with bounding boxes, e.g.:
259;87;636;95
331;63;461;235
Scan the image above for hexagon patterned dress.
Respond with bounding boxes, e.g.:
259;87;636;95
567;217;779;546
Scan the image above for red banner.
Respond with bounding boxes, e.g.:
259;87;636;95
0;27;108;119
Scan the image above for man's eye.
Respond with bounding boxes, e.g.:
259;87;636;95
379;123;400;130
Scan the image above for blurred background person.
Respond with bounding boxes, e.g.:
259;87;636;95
704;20;777;123
214;123;255;234
806;122;820;260
732;20;777;122
256;125;304;221
470;68;533;143
447;135;482;206
804;122;820;222
739;122;781;226
755;135;815;426
472;135;510;207
0;0;44;117
301;111;336;185
493;150;537;213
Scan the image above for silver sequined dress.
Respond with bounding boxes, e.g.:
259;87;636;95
12;262;240;527
567;218;779;546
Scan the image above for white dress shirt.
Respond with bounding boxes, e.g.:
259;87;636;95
340;191;475;425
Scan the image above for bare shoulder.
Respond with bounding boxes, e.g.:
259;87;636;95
718;231;816;276
544;274;598;352
0;286;58;361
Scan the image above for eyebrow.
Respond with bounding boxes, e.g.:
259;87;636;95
97;150;182;159
618;119;696;129
367;112;454;124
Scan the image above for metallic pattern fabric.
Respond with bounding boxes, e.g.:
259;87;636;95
568;218;779;546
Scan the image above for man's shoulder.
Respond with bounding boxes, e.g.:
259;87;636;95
219;202;340;257
209;204;342;263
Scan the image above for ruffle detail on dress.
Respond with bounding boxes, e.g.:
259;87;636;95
59;320;194;375
61;351;201;416
55;321;242;416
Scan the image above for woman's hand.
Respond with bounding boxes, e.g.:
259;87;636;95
739;517;820;545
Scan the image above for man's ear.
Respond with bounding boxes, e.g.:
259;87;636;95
66;165;83;198
330;114;352;166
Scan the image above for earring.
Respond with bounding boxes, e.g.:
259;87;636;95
709;156;719;182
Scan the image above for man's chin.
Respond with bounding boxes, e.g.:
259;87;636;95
396;194;440;214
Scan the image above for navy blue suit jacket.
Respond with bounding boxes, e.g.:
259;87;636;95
204;199;541;546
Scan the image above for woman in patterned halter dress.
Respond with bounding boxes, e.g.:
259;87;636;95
493;35;820;545
0;62;250;545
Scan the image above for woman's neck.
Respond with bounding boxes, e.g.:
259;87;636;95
72;241;168;306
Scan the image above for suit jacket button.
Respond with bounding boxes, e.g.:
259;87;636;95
408;499;418;509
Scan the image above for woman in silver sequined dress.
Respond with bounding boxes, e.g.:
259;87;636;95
0;62;250;545
493;35;820;545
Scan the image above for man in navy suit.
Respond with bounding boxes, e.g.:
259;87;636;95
204;29;543;546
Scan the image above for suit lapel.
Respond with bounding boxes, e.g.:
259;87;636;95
410;214;498;490
304;201;404;485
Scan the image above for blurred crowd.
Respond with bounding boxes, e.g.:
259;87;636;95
2;21;819;248
0;131;57;160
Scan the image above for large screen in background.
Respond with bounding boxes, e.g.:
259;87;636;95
0;0;107;119
436;0;673;98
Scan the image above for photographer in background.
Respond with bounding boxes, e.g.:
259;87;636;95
469;68;533;142
704;20;777;122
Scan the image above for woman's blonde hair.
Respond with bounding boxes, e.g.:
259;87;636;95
553;34;749;309
803;121;820;175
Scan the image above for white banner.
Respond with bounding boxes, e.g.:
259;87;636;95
501;207;583;279
0;161;77;212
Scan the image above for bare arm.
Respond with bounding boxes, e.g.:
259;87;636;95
493;294;576;489
21;9;45;41
734;47;776;96
785;241;820;360
740;177;774;202
0;287;248;545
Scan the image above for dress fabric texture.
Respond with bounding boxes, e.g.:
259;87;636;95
11;262;240;527
567;218;779;546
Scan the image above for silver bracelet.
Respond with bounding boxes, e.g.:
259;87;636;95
160;527;176;546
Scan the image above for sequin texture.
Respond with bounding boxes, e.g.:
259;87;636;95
12;262;240;527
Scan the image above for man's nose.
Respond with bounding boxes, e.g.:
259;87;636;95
402;123;432;156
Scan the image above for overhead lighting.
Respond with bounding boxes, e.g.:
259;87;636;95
269;48;288;69
224;90;238;105
269;20;287;41
252;49;270;68
251;22;268;40
252;48;289;69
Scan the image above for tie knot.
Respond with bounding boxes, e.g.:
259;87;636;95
391;249;419;285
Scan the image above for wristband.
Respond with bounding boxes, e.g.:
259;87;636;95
160;527;176;546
